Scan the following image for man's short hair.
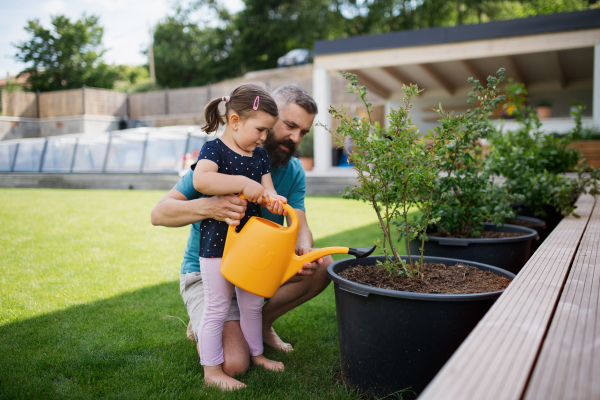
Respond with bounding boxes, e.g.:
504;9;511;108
272;84;318;115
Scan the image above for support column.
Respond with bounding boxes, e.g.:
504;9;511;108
594;41;600;128
312;65;332;172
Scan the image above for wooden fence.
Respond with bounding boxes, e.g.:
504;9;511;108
2;65;385;120
1;91;37;118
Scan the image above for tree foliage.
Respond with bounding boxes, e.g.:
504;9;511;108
151;0;592;88
13;15;119;92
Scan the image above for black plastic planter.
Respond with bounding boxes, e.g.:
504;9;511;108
327;255;515;399
409;223;538;275
514;203;562;241
507;216;546;254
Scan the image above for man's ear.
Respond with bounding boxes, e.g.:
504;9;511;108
229;113;240;130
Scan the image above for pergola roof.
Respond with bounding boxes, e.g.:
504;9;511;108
313;9;600;99
315;9;600;56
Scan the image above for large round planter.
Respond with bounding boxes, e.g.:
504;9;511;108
409;223;537;275
328;255;515;399
507;216;546;254
513;202;563;238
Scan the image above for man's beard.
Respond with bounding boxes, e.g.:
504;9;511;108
262;133;297;169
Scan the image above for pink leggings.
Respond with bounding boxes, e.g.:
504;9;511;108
198;257;264;366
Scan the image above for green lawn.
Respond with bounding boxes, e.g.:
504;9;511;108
0;188;409;399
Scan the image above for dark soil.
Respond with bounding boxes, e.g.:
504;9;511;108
428;231;526;238
507;219;546;228
338;262;510;294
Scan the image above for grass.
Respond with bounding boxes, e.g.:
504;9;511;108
0;189;410;399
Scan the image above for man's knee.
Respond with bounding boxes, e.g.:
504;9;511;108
222;321;250;377
305;256;333;294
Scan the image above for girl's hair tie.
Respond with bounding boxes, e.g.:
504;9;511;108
253;96;259;110
222;96;230;103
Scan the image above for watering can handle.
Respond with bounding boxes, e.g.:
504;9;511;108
232;194;298;230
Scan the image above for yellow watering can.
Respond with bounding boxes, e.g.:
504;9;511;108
221;195;375;298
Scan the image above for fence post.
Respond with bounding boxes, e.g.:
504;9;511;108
164;86;169;115
38;138;49;172
81;84;86;115
70;138;79;173
36;90;40;118
10;143;20;172
140;131;150;173
102;132;113;173
126;92;130;121
207;83;211;103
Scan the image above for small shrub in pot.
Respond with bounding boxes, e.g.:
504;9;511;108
321;73;516;399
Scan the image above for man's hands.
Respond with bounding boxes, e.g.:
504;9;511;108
206;195;248;226
296;246;324;276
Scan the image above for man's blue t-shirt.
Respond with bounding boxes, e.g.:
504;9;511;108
175;156;306;274
192;139;271;258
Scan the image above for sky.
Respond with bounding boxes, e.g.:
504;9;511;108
0;0;244;79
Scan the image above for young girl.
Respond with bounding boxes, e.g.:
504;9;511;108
191;83;287;390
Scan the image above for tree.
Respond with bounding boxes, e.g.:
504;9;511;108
13;14;118;92
151;0;592;88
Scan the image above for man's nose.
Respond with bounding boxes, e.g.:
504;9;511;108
289;130;302;144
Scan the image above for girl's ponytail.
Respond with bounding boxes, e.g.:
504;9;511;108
202;98;226;134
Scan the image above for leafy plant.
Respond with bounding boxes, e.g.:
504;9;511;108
428;69;518;238
487;82;598;218
535;99;553;107
322;73;453;278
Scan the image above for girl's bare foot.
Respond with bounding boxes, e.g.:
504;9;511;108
251;354;284;371
263;326;293;352
204;365;246;391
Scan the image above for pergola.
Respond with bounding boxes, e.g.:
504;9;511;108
311;9;600;172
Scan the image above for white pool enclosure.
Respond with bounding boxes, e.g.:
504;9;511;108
0;126;213;174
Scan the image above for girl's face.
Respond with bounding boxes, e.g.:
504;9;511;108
231;111;278;153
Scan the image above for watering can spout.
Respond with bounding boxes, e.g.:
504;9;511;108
282;245;377;285
348;246;377;258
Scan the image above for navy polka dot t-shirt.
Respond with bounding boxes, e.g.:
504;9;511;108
190;138;271;258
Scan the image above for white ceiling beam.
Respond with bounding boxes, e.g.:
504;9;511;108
551;51;567;88
505;56;526;85
419;64;455;95
459;60;486;85
347;70;391;99
315;29;600;71
381;66;412;87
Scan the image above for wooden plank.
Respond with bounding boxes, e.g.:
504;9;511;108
347;70;391;99
551;51;567;88
524;196;600;400
381;66;412;86
459;60;486;85
419;64;455;95
419;195;596;400
506;56;526;85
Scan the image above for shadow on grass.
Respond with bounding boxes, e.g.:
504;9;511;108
1;223;400;400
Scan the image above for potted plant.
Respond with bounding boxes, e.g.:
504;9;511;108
488;84;599;239
323;73;516;399
409;71;538;275
535;100;553;119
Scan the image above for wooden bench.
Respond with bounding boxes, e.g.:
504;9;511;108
419;194;599;400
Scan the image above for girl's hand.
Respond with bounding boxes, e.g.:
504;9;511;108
242;180;267;203
265;194;288;215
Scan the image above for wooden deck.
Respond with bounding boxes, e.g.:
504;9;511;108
419;194;599;400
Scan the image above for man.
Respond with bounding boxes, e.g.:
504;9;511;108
151;84;333;377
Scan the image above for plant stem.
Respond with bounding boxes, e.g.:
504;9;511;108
419;189;434;279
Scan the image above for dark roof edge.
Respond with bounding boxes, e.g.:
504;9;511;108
314;9;600;56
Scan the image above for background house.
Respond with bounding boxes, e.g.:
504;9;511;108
312;9;600;172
